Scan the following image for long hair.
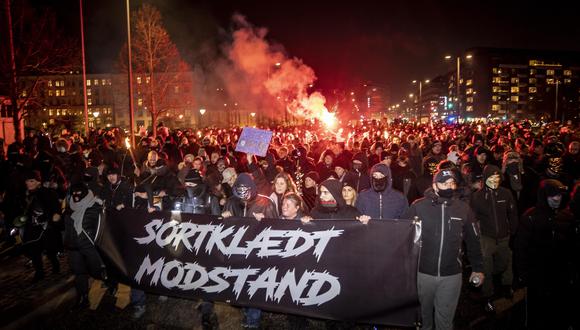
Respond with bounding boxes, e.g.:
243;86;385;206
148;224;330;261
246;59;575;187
342;185;357;206
282;192;305;216
272;172;298;195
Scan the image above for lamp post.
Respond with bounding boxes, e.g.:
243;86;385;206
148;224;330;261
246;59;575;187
125;0;135;147
412;79;429;123
199;108;206;128
445;54;472;123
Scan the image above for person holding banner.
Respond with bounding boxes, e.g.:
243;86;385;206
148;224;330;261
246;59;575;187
222;172;277;328
404;169;484;330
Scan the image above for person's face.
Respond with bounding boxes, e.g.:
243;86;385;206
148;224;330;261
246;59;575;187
319;186;335;203
25;179;41;191
211;152;220;163
434;178;457;192
342;186;356;203
107;173;118;184
148;154;158;167
324;155;333;165
569;142;580;155
193;159;203;170
432;144;442;154
335;166;346;178
282;198;299;219
381;156;392;167
375;147;383;156
304;177;316;189
279;149;288;159
476;153;487;164
274;177;288;194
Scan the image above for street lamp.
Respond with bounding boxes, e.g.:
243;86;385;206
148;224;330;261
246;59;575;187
412;79;429;123
199;108;206;128
445;54;473;123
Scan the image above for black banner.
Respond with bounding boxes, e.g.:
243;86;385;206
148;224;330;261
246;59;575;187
96;209;421;326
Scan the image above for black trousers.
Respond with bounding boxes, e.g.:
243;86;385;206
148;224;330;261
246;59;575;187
68;247;105;295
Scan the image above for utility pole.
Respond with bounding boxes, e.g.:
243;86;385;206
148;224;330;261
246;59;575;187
456;56;461;123
79;0;89;137
125;0;135;147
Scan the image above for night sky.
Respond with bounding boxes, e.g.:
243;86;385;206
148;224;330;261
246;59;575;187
29;0;580;102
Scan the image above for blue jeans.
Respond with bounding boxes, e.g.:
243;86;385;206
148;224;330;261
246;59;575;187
242;308;262;328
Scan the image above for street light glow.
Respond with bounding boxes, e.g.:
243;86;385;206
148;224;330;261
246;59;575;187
466;54;473;59
444;55;452;60
199;108;206;115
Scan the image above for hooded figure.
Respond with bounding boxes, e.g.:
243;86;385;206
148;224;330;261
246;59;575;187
470;165;518;308
178;169;209;214
355;163;409;219
514;179;576;329
64;183;106;308
501;151;524;199
223;173;277;219
310;179;361;219
344;152;371;192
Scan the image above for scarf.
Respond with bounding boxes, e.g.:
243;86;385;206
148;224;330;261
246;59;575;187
70;191;98;235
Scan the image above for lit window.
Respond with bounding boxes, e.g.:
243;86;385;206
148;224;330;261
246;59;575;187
101;79;106;86
146;76;150;84
493;86;500;93
62;109;67;116
138;98;143;106
493;77;501;83
49;109;53;116
56;109;60;116
86;80;91;86
48;80;53;87
492;68;498;74
547;69;555;75
55;81;60;87
61;89;65;96
466;88;473;94
492;95;498;101
87;88;91;96
466;79;473;86
511;77;519;84
466;105;473;112
511;96;519;102
547;78;555;84
529;87;537;93
529;78;536;84
467;97;474;103
564;78;571;84
55;90;60;97
48;90;53;96
22;90;27;97
107;79;112;85
530;69;536;75
510;87;519;93
93;79;99;85
137;76;142;84
88;98;92;105
492;104;501;111
564;70;572;76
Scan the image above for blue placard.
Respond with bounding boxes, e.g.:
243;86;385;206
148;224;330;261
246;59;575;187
235;127;273;157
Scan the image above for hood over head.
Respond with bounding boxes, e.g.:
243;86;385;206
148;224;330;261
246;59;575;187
233;173;258;201
319;179;347;208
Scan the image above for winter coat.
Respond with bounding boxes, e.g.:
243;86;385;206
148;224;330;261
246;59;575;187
404;188;484;276
356;164;409;219
224;173;278;219
310;179;361;220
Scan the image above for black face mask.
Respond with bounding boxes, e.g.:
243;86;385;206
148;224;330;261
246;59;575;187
506;163;519;174
372;177;388;192
352;163;362;172
72;190;88;203
437;188;454;199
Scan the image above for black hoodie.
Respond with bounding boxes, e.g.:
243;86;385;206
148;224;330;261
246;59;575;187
310;179;361;220
224;173;277;219
470;165;518;239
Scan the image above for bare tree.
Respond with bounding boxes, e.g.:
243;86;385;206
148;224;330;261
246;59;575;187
1;0;79;142
120;4;193;137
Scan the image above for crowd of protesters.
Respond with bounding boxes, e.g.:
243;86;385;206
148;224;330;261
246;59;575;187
0;118;578;329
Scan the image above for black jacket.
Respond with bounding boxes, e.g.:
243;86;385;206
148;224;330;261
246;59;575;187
404;188;484;276
470;166;518;239
64;203;103;250
101;179;133;211
310;179;361;220
224;173;278;219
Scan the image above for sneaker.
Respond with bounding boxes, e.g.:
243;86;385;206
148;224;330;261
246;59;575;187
484;300;496;313
132;305;146;319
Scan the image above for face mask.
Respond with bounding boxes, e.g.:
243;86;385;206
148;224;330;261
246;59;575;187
485;174;501;190
319;199;338;208
57;147;67;153
72;190;87;203
506;163;519;174
372;176;388;192
547;196;561;209
437;188;454;198
235;185;252;201
352;163;362;172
